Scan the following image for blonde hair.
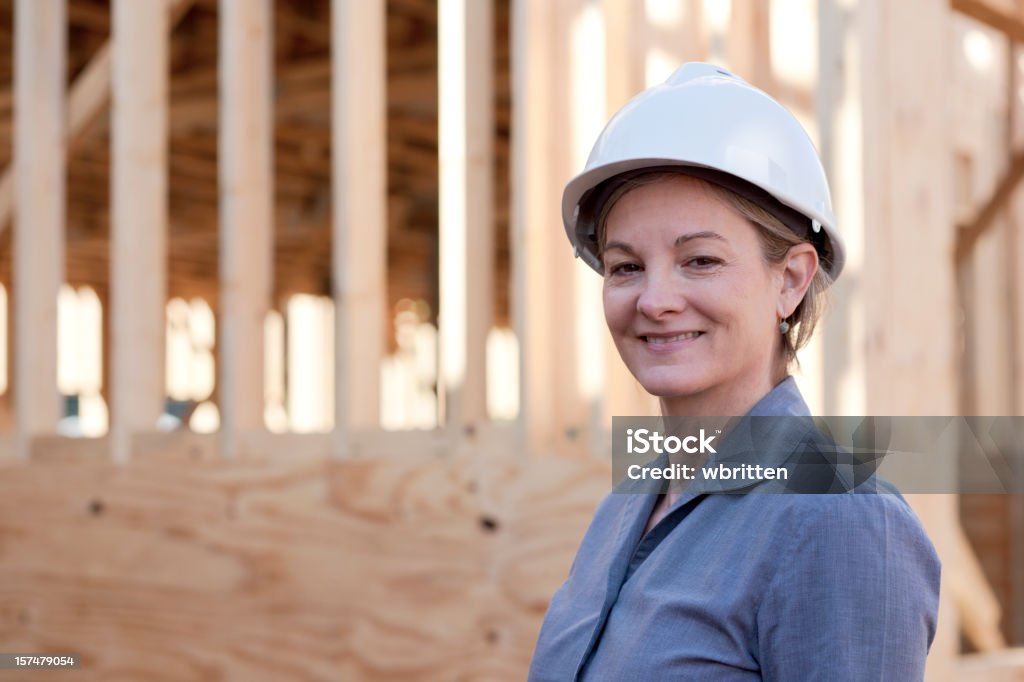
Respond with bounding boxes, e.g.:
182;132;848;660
594;171;832;365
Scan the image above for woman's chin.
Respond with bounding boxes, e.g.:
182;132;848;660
636;373;709;401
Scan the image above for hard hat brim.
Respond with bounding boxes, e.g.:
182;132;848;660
563;158;845;281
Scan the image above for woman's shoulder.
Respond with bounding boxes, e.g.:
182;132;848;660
777;482;924;523
771;488;941;571
798;485;915;511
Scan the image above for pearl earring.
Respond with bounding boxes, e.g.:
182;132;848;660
779;320;790;334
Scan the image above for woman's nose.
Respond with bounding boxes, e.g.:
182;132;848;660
636;271;684;319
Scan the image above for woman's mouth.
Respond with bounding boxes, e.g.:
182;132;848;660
640;332;703;352
643;332;701;343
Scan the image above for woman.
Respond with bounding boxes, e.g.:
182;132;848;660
528;63;940;680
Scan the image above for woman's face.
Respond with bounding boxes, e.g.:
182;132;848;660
602;175;789;415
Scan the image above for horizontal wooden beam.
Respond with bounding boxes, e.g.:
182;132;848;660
958;649;1024;679
68;2;109;31
951;0;1024;42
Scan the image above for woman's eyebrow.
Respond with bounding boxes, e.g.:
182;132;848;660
675;231;726;246
604;231;726;255
603;240;636;255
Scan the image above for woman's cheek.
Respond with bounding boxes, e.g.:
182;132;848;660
602;287;633;323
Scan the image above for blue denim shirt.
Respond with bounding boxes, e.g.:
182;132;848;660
528;377;941;681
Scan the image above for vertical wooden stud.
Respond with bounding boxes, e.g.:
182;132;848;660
14;0;66;457
602;0;646;111
858;2;957;678
438;0;494;432
511;0;592;456
110;0;168;461
332;0;387;452
218;0;274;456
860;3;957;411
728;0;771;88
512;0;558;455
0;283;14;433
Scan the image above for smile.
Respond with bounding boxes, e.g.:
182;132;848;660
641;332;703;344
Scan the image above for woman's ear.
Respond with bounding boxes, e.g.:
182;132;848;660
776;243;818;319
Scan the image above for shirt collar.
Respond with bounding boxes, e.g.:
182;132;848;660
615;376;819;499
745;375;811;418
681;376;817;495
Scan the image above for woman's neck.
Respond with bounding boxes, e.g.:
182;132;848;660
658;366;789;417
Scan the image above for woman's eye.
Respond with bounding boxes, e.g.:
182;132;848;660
607;262;641;276
686;256;720;269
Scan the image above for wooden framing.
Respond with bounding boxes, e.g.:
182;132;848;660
109;0;169;462
949;0;1024;649
331;0;387;451
218;0;274;457
0;286;12;431
959;650;1024;680
13;0;66;457
955;136;1024;268
729;0;772;90
0;0;193;239
512;0;586;456
1;44;103;238
950;2;1024;268
859;2;962;678
602;0;646;111
1014;90;1024;644
860;0;957;408
438;0;494;432
952;0;1024;42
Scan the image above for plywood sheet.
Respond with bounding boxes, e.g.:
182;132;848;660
0;445;610;680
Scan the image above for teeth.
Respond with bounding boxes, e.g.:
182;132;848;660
646;332;700;344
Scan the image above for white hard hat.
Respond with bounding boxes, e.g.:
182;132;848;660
562;62;845;281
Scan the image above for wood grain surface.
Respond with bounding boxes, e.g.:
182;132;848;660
0;440;609;680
